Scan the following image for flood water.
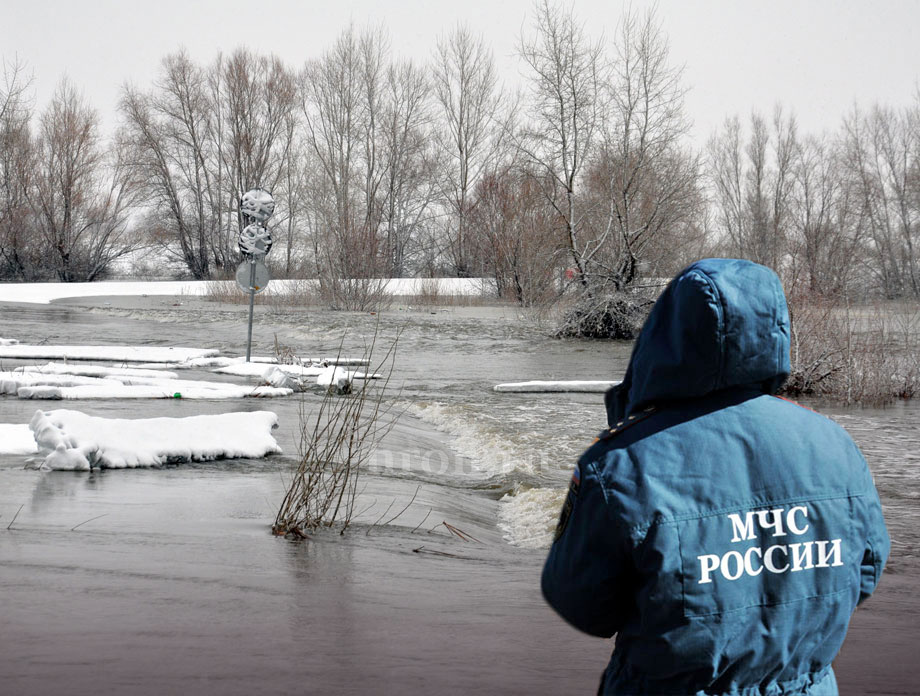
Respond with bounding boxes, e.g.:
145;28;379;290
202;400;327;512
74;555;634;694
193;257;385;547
0;296;917;694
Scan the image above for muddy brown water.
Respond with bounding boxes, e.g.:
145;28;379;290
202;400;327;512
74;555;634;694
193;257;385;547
1;297;917;694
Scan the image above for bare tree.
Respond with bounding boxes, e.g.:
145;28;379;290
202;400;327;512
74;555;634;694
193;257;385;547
787;133;858;295
0;57;38;279
32;79;138;281
300;25;396;308
590;6;700;289
840;103;920;298
121;52;219;278
708;106;798;272
517;0;604;291
221;49;298;268
470;164;563;304
432;24;502;276
379;59;439;276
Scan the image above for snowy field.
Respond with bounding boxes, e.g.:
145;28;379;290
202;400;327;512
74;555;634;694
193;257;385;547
0;277;488;305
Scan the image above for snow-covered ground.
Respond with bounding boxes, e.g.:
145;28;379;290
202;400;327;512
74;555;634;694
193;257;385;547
30;409;281;470
0;278;487;305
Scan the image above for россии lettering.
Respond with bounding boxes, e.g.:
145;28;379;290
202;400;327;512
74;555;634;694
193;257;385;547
697;505;843;584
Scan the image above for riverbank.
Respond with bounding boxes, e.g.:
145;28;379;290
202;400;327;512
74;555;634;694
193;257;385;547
0;292;917;694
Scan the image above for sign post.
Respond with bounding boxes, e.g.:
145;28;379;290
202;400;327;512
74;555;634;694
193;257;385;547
237;188;275;362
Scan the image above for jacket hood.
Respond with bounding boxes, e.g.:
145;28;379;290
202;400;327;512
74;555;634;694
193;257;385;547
606;258;790;425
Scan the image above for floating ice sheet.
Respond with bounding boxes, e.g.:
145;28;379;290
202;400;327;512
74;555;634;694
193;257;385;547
493;380;622;393
0;345;218;363
29;409;282;470
16;383;292;400
14;362;179;379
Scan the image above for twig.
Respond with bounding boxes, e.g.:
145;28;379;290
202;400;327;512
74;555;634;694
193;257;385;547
366;499;397;536
6;504;24;530
71;513;108;532
352;497;378;520
412;546;463;559
382;485;420;526
411;507;433;534
442;521;483;543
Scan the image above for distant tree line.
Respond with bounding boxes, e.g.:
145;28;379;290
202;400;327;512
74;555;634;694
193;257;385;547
2;1;919;309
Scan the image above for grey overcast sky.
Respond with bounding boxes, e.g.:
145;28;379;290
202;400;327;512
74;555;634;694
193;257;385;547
5;0;920;145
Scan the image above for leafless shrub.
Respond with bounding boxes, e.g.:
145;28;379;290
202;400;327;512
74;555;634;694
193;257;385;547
272;327;399;537
554;288;656;339
783;293;920;404
317;277;392;312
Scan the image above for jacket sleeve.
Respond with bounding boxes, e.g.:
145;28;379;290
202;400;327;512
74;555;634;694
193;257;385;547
541;460;631;637
858;471;890;605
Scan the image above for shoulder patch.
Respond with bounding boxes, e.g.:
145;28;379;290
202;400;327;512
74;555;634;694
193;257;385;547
594;405;657;443
553;466;581;542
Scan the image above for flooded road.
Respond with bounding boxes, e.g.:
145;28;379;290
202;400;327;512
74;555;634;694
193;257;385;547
1;296;917;694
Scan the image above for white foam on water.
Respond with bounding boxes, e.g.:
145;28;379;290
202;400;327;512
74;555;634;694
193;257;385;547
497;486;566;549
406;401;536;478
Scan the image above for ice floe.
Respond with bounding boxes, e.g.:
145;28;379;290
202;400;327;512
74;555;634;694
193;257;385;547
493;380;621;393
29;409;282;470
0;344;218;363
13;362;179;379
16;383;291;400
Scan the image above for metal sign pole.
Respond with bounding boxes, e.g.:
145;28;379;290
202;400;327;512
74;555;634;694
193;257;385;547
245;257;256;362
237;188;275;363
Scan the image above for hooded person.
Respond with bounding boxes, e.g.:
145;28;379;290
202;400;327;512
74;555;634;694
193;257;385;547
542;258;889;696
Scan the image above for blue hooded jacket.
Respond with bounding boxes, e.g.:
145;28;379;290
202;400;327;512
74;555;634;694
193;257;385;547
542;259;889;695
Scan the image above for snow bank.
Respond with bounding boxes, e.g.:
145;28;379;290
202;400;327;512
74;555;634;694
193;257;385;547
493;380;622;393
0;280;207;304
0;278;488;304
0;423;39;454
29;409;281;470
0;345;218;363
0;337;19;346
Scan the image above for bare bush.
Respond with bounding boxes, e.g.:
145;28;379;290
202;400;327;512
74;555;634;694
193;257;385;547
272;330;398;536
783;292;920;403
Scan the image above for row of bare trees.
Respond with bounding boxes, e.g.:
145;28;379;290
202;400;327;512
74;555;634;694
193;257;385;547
1;59;138;281
708;102;920;301
3;2;920;309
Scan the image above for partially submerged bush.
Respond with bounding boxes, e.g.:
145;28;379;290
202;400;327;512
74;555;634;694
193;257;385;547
554;291;656;340
272;328;398;537
782;294;920;404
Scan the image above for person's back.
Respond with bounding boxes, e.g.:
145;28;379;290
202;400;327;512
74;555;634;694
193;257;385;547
542;259;889;695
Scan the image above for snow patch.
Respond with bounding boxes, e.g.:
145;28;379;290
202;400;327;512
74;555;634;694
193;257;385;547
29;409;281;470
0;423;39;454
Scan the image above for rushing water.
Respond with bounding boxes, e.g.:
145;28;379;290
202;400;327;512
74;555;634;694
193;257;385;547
0;297;917;694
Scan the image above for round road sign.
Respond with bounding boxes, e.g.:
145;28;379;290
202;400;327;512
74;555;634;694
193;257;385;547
236;259;271;294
